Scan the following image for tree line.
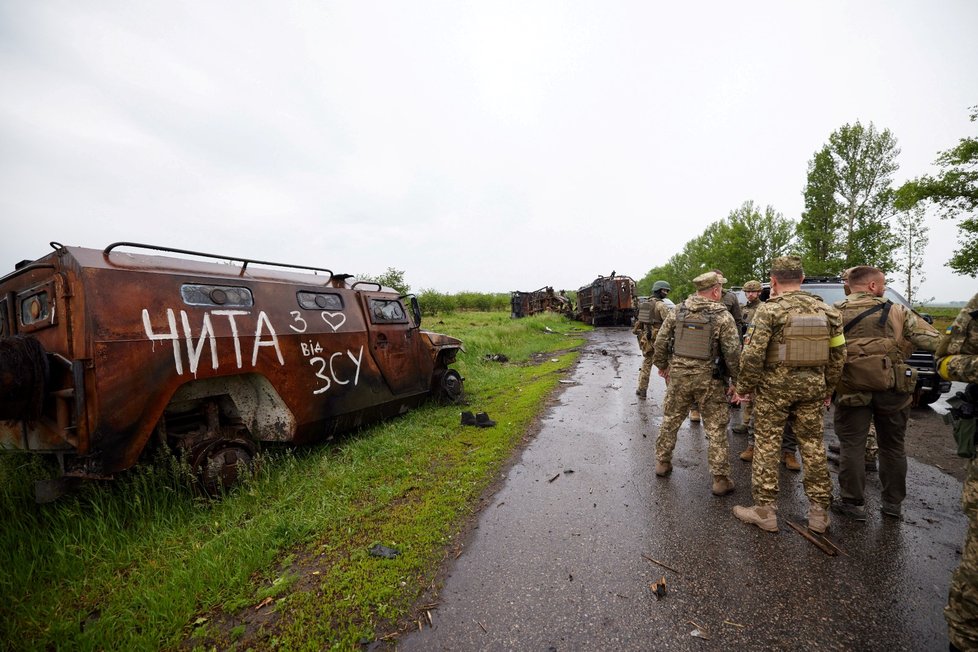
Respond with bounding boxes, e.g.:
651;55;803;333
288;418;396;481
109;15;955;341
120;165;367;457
639;106;977;304
366;106;976;311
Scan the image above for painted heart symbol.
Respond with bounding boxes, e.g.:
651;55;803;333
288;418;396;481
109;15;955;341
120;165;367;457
321;311;347;332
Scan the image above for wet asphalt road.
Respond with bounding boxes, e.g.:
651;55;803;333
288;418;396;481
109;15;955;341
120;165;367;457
398;328;968;651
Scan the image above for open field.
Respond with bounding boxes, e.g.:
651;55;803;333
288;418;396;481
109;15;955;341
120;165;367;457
0;312;587;651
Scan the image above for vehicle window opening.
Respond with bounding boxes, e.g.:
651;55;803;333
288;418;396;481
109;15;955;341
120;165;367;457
181;284;254;308
369;299;407;323
20;291;50;325
297;291;343;311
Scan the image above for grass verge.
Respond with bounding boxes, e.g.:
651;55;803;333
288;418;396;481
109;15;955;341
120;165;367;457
0;312;588;651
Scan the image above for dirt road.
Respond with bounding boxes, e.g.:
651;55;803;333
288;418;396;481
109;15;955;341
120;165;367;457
397;327;969;651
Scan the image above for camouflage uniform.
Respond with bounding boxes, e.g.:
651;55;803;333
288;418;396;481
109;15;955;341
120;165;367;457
634;295;672;396
938;292;978;651
833;289;939;512
736;281;845;509
736;281;763;437
653;275;741;479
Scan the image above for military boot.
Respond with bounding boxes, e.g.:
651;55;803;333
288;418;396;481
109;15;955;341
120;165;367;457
732;504;779;532
689;409;701;423
782;451;801;471
808;504;830;533
636;385;648;399
654;460;672;477
739;445;754;462
712;475;735;496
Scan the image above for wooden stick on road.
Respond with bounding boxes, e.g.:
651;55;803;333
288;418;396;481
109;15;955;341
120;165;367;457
641;554;680;574
787;521;837;556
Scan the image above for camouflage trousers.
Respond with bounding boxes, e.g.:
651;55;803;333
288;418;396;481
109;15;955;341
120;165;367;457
637;333;654;394
656;370;731;476
750;390;831;507
946;457;978;650
638;351;654;393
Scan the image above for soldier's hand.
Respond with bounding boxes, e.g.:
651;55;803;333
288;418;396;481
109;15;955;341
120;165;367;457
657;368;669;381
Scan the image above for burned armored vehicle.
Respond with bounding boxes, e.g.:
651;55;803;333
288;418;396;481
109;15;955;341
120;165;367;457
510;286;572;319
0;242;464;499
576;273;637;326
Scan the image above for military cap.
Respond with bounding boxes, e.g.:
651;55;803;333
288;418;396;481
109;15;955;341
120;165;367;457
771;255;803;272
743;280;762;292
692;271;725;291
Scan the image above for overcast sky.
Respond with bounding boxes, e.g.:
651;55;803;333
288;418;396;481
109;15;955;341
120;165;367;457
1;1;976;301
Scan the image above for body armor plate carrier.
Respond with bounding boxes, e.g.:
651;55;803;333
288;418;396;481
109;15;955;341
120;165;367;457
766;313;830;367
673;306;714;360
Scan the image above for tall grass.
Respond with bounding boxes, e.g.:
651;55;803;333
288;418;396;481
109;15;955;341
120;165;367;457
0;312;586;650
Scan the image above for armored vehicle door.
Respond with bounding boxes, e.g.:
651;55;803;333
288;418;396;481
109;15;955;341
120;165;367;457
362;293;428;395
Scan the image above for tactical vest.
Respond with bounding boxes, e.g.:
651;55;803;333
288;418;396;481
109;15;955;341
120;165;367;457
673;304;715;360
765;306;830;368
637;301;653;324
839;297;909;392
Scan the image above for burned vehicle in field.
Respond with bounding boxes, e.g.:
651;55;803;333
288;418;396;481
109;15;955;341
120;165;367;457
0;242;464;499
576;273;637;326
510;286;572;319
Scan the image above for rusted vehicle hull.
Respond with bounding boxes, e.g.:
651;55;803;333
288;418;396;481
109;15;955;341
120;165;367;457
0;242;463;498
576;274;637;326
510;286;572;319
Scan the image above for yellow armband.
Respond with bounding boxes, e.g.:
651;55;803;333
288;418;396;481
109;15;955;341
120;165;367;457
829;334;846;348
938;355;956;381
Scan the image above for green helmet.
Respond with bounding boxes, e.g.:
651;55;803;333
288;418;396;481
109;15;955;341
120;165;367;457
652;280;672;293
743;280;762;292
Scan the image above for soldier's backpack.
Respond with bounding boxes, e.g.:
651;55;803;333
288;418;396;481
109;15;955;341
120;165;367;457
673;304;714;360
839;299;915;393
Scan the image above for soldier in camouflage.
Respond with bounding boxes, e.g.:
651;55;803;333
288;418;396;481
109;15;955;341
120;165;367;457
841;267;880;471
937;291;978;652
734;279;762;442
832;266;940;521
634;281;673;398
732;256;846;534
652;271;741;496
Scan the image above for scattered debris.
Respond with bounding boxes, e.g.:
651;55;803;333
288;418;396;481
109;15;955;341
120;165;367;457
559;380;575;384
723;620;745;628
461;411;476;426
563;469;574;475
548;473;561;483
550;358;559;362
651;576;667;600
484;353;509;363
642;554;680;575
255;597;273;611
369;544;401;559
477;621;488;634
690;628;711;640
544;326;556;333
600;349;608;355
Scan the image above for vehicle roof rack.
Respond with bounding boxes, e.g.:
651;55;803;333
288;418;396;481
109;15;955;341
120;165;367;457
102;242;333;281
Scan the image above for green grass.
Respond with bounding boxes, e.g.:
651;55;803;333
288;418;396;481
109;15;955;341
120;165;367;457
920;305;959;333
0;312;587;651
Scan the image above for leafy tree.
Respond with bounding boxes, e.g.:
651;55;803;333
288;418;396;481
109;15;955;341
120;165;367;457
359;267;410;295
895;106;978;275
892;204;929;305
797;121;900;274
636;201;795;297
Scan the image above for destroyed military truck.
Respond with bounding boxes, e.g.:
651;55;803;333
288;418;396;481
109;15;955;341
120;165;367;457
576;273;637;326
510;286;572;319
0;242;464;499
